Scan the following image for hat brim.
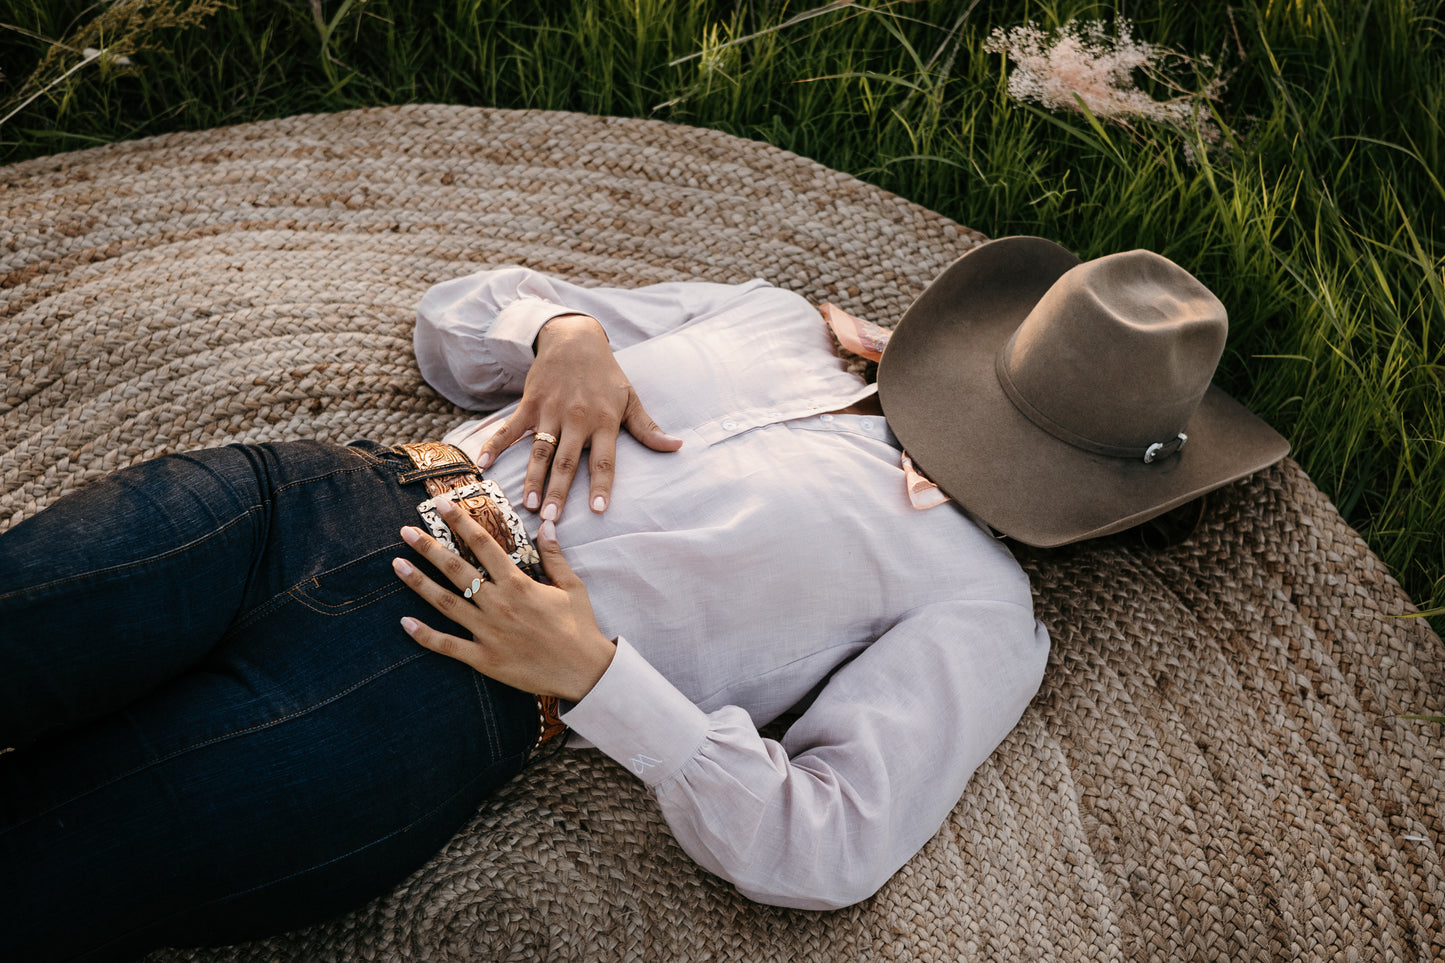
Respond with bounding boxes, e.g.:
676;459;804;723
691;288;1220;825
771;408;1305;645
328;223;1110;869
877;237;1290;547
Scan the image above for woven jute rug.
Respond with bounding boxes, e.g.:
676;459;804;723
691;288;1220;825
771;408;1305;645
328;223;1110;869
3;104;1442;961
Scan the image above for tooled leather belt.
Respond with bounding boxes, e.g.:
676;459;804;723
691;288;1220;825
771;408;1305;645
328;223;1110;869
395;441;567;752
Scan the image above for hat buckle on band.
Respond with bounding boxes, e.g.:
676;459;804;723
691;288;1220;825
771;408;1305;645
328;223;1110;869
877;237;1292;547
1143;433;1188;464
987;248;1226;472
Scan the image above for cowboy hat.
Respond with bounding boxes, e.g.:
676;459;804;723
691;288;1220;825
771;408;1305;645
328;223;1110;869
876;236;1290;547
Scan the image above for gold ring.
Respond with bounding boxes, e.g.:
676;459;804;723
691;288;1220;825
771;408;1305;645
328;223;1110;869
533;431;559;447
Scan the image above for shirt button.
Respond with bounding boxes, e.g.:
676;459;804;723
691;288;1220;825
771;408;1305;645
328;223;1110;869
722;419;739;431
819;413;835;423
860;417;876;430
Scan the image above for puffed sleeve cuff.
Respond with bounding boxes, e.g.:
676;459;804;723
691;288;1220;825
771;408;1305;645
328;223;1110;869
488;297;589;372
559;636;709;788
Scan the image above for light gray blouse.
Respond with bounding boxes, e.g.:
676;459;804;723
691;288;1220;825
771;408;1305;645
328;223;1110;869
415;268;1050;910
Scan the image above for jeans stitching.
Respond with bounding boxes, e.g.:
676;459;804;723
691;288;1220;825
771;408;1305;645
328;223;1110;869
1;652;429;836
0;451;405;606
286;581;407;616
292;541;408;591
342;445;392;468
227;540;414;636
266;441;416;497
228;451;418;628
471;673;501;760
224;592;290;636
270;462;377;496
0;505;266;603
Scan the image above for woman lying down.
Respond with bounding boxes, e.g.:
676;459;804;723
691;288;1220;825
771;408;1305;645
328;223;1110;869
0;237;1288;962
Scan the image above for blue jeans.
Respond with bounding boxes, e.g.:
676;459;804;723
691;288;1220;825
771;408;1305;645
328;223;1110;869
0;441;537;962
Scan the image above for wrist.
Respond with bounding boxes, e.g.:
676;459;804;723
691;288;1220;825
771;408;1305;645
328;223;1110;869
563;633;617;703
534;313;606;354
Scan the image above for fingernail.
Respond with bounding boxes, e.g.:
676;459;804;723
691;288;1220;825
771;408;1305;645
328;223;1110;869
592;495;606;512
525;491;540;511
400;527;421;545
400;616;419;633
393;557;415;576
539;519;557;542
477;452;492;469
437;499;456;515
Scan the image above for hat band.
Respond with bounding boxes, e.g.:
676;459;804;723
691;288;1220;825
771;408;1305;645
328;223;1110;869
995;346;1186;462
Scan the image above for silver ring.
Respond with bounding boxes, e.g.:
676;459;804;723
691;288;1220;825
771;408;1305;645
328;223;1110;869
533;431;559;447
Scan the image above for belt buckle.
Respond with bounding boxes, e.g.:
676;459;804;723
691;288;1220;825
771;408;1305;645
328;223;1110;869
414;481;543;579
402;444;558;750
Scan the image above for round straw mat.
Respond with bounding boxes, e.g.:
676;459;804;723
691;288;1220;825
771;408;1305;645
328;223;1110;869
3;104;1442;962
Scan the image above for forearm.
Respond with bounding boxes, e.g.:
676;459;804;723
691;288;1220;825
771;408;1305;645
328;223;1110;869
560;640;893;909
415;266;769;409
561;602;1049;909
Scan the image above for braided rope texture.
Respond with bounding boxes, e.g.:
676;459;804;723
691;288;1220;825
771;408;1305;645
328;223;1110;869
3;104;1441;961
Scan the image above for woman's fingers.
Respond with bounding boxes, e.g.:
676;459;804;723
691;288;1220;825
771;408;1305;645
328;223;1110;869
526;423;613;520
392;512;511;675
532;404;679;518
535;519;580;589
394;503;520;601
622;391;684;453
398;614;480;670
491;313;680;516
434;499;525;583
539;431;586;520
391;551;480;630
477;414;531;471
585;433;617;514
396;504;613;700
392;514;510;671
522;428;562;513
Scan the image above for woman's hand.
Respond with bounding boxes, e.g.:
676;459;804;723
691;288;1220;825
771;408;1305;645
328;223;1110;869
392;499;615;702
478;314;681;519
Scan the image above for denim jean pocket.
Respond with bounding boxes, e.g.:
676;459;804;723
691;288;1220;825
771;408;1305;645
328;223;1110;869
286;545;408;617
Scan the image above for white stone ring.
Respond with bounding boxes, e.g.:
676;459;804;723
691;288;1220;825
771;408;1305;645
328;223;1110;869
533;431;559;447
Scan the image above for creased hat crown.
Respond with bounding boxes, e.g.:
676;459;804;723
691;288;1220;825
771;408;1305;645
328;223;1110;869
996;250;1227;458
876;236;1290;547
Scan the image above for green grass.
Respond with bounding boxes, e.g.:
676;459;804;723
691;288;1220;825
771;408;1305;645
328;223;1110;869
2;0;1441;634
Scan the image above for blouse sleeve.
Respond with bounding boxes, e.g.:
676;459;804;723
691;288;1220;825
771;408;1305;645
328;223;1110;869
414;267;771;410
560;599;1050;910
